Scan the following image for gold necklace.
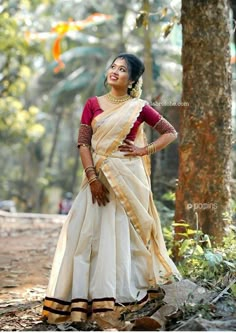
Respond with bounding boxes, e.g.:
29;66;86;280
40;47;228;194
106;92;131;104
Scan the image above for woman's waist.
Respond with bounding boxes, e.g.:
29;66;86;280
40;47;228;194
92;149;134;159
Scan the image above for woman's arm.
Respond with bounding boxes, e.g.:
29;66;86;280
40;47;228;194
145;116;178;154
119;112;178;156
78;124;109;206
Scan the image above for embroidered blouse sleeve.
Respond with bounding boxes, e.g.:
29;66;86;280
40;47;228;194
141;104;178;136
77;98;93;148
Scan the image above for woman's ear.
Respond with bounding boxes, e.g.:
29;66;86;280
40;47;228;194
128;80;135;86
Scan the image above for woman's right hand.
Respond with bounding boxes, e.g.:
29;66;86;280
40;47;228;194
89;179;109;206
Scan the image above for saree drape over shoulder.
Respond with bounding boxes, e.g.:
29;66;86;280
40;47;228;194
42;97;181;324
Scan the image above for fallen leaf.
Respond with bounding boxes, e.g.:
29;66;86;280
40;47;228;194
92;311;126;330
121;321;134;331
133;316;162;330
121;298;164;321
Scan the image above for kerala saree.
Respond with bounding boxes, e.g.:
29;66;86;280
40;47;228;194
42;97;180;323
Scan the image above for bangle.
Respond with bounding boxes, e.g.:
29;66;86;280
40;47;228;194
85;166;95;174
88;176;98;185
86;170;96;178
78;144;91;148
147;143;157;155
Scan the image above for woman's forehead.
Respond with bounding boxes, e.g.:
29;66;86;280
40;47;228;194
112;58;128;68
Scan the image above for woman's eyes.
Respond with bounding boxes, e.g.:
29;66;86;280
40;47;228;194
111;65;126;72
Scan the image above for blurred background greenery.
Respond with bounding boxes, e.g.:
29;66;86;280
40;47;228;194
0;0;235;215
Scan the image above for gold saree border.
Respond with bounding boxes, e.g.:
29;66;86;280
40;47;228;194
148;195;173;278
94;98;147;171
80;98;146;188
42;294;149;323
102;162;148;245
102;161;173;281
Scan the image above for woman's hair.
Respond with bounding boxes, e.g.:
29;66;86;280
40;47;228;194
104;53;145;95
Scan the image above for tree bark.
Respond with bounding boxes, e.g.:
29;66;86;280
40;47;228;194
141;0;157;188
38;108;64;211
175;0;232;247
142;0;153;101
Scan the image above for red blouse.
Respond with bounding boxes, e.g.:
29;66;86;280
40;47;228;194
80;96;162;141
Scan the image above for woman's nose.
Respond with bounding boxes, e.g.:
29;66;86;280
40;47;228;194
112;68;118;74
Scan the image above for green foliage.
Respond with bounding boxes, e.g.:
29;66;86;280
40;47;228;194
161;190;175;201
231;283;236;297
0;0;183;212
181;302;216;321
170;222;236;286
0;1;45;144
0;0;47;206
0;11;27;54
0;98;45;143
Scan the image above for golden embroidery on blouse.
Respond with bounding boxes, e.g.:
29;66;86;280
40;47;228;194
77;124;92;147
154;117;177;136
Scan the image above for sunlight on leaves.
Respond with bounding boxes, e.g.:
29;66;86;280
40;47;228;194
161;22;174;38
161;7;168;18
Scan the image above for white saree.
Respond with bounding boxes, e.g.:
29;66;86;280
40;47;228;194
42;98;180;323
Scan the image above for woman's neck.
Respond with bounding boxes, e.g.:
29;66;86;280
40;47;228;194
110;88;128;97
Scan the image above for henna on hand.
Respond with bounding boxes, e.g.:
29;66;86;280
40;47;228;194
89;179;109;206
118;139;146;157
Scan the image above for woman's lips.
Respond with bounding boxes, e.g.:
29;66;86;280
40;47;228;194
109;75;118;80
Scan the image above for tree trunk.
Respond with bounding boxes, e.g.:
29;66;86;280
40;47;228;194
141;0;157;188
47;107;64;169
37;108;64;211
175;0;232;248
142;0;153;101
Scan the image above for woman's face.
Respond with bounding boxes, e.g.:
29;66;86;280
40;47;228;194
106;58;133;91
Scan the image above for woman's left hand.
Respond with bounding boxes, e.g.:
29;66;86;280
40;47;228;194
118;139;147;156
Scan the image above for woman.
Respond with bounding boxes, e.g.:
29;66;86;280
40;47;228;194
42;53;181;324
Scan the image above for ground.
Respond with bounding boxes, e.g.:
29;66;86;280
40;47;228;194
0;213;64;331
0;212;236;331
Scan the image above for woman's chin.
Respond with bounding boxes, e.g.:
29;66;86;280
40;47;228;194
107;81;117;87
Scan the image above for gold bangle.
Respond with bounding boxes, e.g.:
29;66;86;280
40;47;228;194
88;176;98;185
147;143;157;155
86;170;96;177
78;143;91;148
85;166;95;174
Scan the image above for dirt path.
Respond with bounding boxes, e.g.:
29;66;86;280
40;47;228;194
1;212;235;331
0;212;65;331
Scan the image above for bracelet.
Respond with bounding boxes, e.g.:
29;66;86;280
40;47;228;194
86;170;96;178
85;166;95;174
147;143;157;155
88;176;98;185
78;143;91;148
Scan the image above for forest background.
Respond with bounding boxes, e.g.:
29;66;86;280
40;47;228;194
0;0;220;211
0;0;236;330
1;0;236;244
